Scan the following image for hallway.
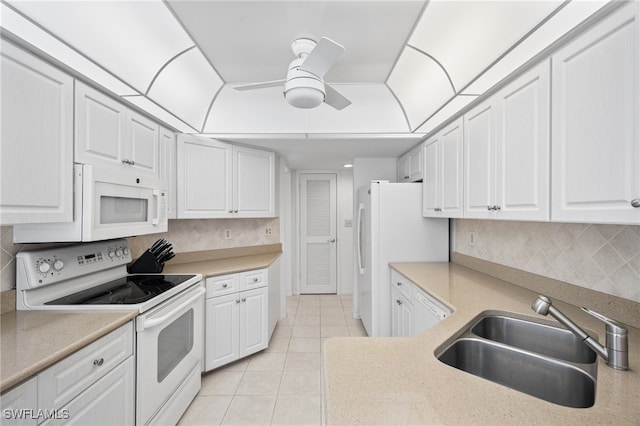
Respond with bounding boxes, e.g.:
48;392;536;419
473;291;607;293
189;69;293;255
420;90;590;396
178;294;366;425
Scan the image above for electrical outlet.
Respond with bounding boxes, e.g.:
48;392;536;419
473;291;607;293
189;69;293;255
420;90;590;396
345;219;352;227
265;227;272;235
225;229;231;240
469;231;476;246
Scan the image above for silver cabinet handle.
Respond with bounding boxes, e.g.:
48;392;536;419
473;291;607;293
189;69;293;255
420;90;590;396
632;199;640;208
93;358;104;367
487;205;492;211
235;299;240;304
327;238;336;243
396;282;402;287
495;205;501;211
241;298;246;302
253;278;259;282
234;210;239;213
222;283;228;288
396;299;402;305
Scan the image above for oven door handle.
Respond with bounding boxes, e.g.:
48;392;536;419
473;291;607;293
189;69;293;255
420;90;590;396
137;287;205;332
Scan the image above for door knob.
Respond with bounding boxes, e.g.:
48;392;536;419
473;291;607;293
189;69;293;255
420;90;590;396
631;199;640;208
327;238;336;243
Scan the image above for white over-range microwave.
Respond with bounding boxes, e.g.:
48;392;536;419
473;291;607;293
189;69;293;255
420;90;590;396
13;164;168;243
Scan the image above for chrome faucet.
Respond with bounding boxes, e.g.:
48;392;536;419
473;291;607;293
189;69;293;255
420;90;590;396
531;295;628;371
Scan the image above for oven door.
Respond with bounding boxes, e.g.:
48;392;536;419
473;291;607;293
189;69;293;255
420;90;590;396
83;165;168;241
136;285;204;426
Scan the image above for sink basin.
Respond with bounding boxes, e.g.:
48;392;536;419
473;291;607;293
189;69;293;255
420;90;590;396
437;338;596;408
435;312;598;408
471;314;597;364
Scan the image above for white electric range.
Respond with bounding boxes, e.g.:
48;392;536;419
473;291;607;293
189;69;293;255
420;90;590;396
16;239;204;426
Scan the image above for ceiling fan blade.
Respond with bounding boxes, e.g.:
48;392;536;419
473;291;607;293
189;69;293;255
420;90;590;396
233;80;286;91
324;84;351;110
299;37;344;78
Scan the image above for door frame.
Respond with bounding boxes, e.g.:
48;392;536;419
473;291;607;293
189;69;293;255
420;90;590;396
294;170;345;295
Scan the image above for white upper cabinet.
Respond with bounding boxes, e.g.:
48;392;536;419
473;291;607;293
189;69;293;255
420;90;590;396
0;41;73;225
464;59;550;221
233;145;275;217
159;127;177;219
177;135;275;218
397;145;423;182
177;135;232;218
75;81;159;176
551;2;640;224
423;117;464;218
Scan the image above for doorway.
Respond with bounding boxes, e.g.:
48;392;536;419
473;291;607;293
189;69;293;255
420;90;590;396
299;173;337;294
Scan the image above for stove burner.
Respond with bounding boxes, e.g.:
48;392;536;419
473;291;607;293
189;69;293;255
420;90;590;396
109;287;153;304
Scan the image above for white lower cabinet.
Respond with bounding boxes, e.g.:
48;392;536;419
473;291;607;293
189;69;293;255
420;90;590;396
391;287;413;338
205;269;268;371
0;377;38;426
0;323;134;426
390;270;451;337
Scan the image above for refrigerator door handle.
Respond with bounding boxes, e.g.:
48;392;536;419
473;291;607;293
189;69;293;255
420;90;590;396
357;202;365;274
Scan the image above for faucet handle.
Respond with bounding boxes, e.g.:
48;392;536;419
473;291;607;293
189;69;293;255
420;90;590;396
581;307;628;335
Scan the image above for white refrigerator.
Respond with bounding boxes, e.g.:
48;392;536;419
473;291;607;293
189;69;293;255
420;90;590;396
356;181;448;337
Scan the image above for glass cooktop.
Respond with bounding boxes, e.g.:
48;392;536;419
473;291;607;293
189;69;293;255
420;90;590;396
45;274;197;305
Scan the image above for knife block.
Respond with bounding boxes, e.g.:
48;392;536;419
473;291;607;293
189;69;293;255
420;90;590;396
128;250;164;274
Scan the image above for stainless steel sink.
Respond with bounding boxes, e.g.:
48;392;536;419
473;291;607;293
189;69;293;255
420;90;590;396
471;314;597;364
436;312;598;408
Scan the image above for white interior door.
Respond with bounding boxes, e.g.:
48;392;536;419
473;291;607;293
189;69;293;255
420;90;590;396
300;173;337;294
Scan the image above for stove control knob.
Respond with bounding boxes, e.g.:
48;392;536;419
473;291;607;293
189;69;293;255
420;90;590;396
123;248;130;256
53;260;64;271
115;248;123;257
38;262;51;274
108;251;115;258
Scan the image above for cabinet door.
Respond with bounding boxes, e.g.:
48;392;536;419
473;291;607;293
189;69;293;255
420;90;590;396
1;41;73;224
126;110;158;176
408;146;423;181
44;357;135;426
496;61;550;221
551;2;640;224
0;377;38;426
177;135;232;218
159;127;177;219
397;154;409;182
233;146;275;217
422;138;440;217
205;293;240;371
464;100;496;218
75;81;127;168
239;287;268;357
391;288;412;337
440;118;464;218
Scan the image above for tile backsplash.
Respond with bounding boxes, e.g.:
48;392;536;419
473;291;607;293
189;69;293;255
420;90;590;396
0;218;280;291
454;219;640;303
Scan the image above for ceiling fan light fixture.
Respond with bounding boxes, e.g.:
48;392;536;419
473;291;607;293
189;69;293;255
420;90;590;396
283;75;325;109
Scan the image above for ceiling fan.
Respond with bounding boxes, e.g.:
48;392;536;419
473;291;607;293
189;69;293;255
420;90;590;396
233;37;352;110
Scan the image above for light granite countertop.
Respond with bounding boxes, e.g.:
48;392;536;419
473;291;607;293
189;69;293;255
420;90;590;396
0;310;136;393
324;262;640;425
163;248;281;277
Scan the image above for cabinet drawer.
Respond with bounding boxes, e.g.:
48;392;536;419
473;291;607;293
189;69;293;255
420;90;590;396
241;269;267;290
206;274;239;298
391;270;412;300
38;322;133;411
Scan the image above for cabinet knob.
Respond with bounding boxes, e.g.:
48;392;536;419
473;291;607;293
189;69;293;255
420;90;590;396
234;210;239;213
487;205;492;211
229;210;233;213
632;199;640;208
495;205;501;211
222;283;228;288
235;299;240;304
93;358;104;367
253;278;259;282
396;282;402;287
396;299;402;305
241;298;247;302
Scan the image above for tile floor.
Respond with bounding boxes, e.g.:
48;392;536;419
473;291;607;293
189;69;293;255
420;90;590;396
177;294;367;425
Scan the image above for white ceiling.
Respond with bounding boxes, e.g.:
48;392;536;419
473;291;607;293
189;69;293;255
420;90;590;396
1;0;611;170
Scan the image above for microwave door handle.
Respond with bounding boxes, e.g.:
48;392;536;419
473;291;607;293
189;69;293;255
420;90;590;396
137;288;205;332
152;189;160;225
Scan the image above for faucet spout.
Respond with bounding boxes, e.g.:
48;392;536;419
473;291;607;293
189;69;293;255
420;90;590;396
531;295;628;371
